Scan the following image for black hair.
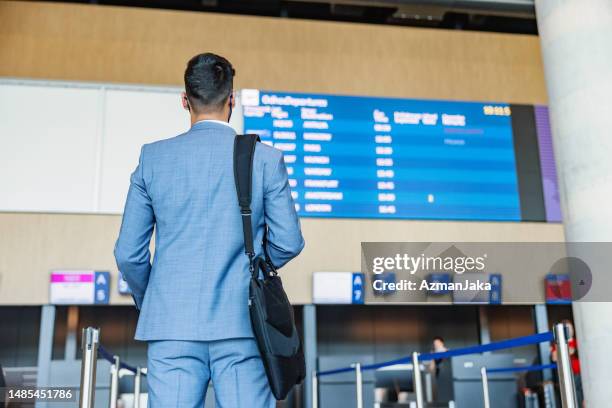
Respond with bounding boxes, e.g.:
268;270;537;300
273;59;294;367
184;53;235;112
433;336;445;343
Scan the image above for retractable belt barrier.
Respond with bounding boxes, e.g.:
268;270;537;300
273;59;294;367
487;363;557;374
317;331;553;377
314;325;577;408
80;325;576;408
78;327;145;408
97;344;144;376
481;363;558;408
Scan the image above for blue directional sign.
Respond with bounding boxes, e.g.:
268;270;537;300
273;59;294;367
426;273;452;295
373;272;397;296
93;271;110;304
117;272;132;295
489;273;502;304
352;273;365;304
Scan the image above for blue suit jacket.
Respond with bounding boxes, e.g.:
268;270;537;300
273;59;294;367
114;121;304;341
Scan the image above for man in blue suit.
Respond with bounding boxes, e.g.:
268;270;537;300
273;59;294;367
114;53;304;407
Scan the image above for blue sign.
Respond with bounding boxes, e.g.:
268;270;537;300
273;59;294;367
117;272;132;295
93;271;110;304
489;273;502;304
426;273;452;294
242;89;521;221
373;272;396;296
352;273;365;304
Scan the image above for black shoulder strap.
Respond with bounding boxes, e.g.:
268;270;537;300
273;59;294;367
233;134;260;269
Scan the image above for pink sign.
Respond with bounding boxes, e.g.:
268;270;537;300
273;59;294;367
51;272;94;283
49;270;96;304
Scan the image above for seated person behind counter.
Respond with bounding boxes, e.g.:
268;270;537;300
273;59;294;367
428;336;453;403
428;336;448;377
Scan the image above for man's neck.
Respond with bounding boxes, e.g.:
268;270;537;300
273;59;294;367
190;112;229;126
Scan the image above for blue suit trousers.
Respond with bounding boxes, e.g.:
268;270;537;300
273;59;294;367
147;338;275;407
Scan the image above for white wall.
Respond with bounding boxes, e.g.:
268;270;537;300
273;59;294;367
98;88;189;212
0;83;101;212
0;79;239;214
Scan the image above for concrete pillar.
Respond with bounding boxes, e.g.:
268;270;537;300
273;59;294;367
535;1;612;406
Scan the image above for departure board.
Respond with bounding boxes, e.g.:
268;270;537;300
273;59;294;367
241;89;525;221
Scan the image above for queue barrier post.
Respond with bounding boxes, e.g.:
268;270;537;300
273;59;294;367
133;367;142;408
109;355;120;408
542;381;557;408
554;323;578;408
311;370;319;408
480;367;490;408
350;363;363;408
411;352;424;408
79;327;99;408
424;370;433;403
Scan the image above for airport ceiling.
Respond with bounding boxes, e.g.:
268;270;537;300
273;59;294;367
47;0;538;34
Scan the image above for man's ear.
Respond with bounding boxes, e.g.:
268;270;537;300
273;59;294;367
181;92;190;111
229;92;235;109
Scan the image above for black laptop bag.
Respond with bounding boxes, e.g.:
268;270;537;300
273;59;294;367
233;133;305;400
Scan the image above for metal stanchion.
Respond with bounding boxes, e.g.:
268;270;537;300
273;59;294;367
554;323;578;408
350;363;363;408
109;356;120;408
412;352;424;408
424;371;433;403
543;381;558;408
134;367;142;408
79;327;99;408
480;367;490;408
311;370;318;408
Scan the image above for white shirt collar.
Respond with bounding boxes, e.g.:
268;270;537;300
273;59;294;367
194;119;234;129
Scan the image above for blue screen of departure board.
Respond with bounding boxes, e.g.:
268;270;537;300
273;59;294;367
241;89;521;221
